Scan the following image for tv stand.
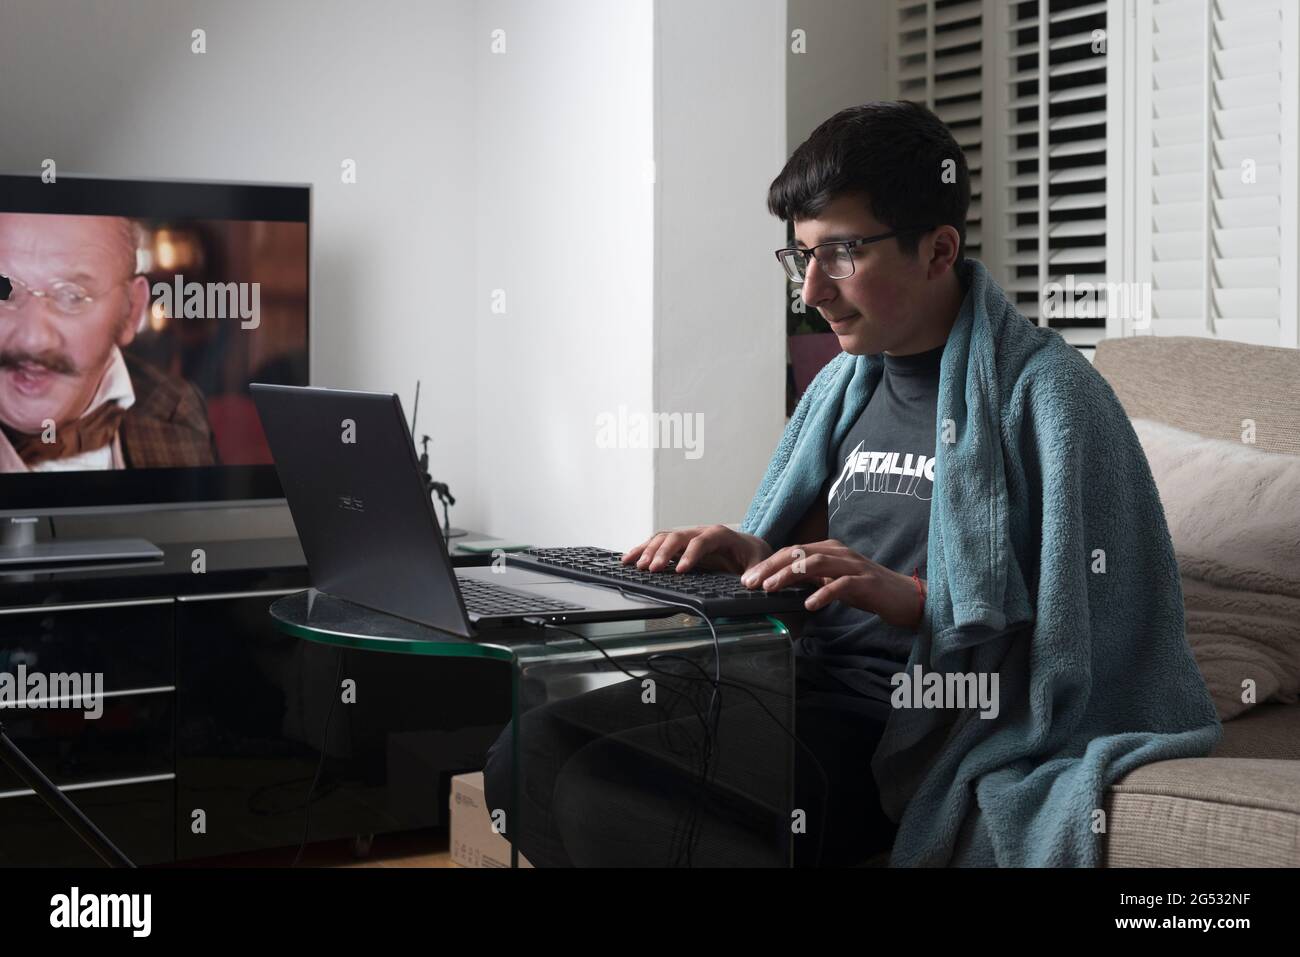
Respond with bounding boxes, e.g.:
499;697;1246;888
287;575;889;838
0;532;511;866
0;517;161;568
0;538;164;568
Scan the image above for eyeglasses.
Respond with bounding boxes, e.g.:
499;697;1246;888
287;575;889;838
775;226;936;283
0;271;124;317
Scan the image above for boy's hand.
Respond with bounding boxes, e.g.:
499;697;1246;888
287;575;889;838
622;525;773;575
740;539;925;629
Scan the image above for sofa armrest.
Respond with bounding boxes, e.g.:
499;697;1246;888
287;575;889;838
1104;757;1300;867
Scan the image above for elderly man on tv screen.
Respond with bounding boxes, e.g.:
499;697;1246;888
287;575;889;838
0;212;216;472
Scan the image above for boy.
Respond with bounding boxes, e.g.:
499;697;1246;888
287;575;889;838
487;101;1219;867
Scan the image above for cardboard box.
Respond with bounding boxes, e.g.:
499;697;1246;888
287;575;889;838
449;772;533;868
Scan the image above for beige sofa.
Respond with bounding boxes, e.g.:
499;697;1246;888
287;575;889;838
1094;335;1300;867
856;335;1300;868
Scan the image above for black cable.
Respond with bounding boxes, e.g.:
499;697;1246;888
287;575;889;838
602;585;830;865
523;615;717;865
640;650;829;867
527;600;831;867
292;646;346;867
595;592;724;865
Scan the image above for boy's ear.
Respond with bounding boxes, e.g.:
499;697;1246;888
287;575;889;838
927;225;961;277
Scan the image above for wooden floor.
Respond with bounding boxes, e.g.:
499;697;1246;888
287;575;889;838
170;829;459;868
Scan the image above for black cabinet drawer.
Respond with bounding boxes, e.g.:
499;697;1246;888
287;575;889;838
176;591;510;860
0;692;173;790
0;599;174;693
0;779;173;866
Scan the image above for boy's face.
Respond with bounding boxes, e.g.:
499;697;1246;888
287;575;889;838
792;193;941;356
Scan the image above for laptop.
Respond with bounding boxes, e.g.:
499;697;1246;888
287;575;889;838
250;383;680;637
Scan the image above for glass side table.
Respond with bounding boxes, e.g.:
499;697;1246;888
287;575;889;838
270;589;796;867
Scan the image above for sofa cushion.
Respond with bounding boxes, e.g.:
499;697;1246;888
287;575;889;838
1094;335;1300;456
1131;418;1300;719
1213;701;1300;760
1104;756;1300;867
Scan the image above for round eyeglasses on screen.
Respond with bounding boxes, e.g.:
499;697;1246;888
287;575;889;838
775;226;936;283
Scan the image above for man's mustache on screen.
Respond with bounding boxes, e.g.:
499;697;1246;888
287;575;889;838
0;350;78;376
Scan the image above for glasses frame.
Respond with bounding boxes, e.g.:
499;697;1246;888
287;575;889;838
775;225;937;283
0;271;127;317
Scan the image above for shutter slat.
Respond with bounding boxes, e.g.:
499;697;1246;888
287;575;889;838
1152;112;1203;146
1050;247;1107;265
1214;225;1282;257
1215;10;1285;50
1049;82;1107;106
1213;133;1281;166
1049;2;1108;25
1213;164;1281;197
1050;164;1107;185
1213;257;1280;289
1050;220;1107;238
935;74;983;99
1152;143;1203;174
934;24;981;51
1152;171;1204;203
935;100;984;124
1050;137;1107;158
1214;195;1283;227
1049;109;1107;131
1050;191;1107;212
1216;42;1282;78
1214;73;1283;109
933;0;981;27
1214;102;1282;138
1152;53;1205;88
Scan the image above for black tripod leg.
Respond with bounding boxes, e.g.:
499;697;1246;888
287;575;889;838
0;723;134;868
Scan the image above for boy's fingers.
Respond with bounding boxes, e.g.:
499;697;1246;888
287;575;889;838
678;526;730;572
646;532;689;570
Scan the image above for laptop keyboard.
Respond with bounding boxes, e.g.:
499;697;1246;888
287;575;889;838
513;546;814;617
455;574;584;617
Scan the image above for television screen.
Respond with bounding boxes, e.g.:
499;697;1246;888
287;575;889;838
0;175;309;511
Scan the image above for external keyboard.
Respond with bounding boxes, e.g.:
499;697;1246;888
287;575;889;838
455;573;584;617
512;546;814;617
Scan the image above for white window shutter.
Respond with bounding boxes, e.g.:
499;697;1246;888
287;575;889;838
998;0;1111;351
891;0;1112;355
1135;0;1299;346
889;0;986;261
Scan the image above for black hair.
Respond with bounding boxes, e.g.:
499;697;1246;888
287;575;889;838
768;100;970;261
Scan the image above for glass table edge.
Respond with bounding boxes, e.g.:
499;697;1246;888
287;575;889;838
269;591;792;662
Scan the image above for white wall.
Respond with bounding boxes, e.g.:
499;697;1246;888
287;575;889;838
653;0;789;532
654;0;890;534
469;0;790;548
470;0;656;549
786;0;891;150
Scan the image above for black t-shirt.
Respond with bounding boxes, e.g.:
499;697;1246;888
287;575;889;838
792;340;944;702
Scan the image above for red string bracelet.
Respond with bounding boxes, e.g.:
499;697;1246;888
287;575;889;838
911;566;926;631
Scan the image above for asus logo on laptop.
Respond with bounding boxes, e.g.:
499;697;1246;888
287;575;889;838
338;495;365;513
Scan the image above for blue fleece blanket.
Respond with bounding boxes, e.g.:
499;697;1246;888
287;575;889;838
741;258;1222;867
